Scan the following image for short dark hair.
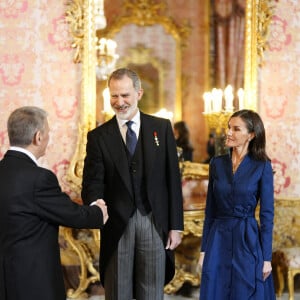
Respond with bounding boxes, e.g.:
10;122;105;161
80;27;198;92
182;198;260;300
7;106;47;147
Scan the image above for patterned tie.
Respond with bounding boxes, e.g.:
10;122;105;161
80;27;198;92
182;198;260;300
126;120;137;156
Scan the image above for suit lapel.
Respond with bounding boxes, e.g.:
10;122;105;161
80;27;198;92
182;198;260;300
102;117;133;197
141;114;158;183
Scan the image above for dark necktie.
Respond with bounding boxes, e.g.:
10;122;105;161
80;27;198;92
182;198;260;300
126;121;137;156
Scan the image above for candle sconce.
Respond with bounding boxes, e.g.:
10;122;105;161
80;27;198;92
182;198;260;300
203;85;244;156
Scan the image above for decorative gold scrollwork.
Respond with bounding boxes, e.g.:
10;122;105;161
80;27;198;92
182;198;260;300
62;228;100;298
101;0;191;49
65;0;85;63
63;0;275;297
257;0;275;66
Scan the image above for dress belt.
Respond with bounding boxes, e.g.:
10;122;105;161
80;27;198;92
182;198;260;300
216;205;255;219
216;207;261;298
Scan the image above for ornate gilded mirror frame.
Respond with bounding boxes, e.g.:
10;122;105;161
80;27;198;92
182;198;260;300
244;0;273;110
117;44;169;112
63;1;274;296
66;0;273;195
98;0;191;120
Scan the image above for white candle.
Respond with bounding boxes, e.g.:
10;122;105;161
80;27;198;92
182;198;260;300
203;92;212;113
237;88;244;110
98;38;107;55
102;87;111;113
212;88;223;112
224;85;234;112
106;39;117;56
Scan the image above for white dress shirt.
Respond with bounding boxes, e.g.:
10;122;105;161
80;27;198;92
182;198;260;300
116;110;140;143
10;146;38;165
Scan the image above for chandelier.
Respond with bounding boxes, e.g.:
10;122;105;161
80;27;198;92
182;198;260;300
95;0;119;80
203;85;245;156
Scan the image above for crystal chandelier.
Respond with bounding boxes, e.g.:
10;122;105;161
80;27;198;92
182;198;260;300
94;0;119;80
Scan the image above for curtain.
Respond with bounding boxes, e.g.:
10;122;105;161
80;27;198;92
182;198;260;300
211;0;246;102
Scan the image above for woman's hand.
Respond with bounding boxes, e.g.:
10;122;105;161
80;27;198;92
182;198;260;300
197;252;205;273
262;261;272;281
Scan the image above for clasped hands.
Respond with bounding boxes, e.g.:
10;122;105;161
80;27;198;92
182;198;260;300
94;199;109;224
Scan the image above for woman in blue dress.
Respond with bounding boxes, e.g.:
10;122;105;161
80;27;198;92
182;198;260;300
199;110;275;300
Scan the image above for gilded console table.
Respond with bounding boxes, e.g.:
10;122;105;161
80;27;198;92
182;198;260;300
164;162;208;294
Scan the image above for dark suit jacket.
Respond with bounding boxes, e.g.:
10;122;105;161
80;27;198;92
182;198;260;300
0;150;104;300
82;112;184;286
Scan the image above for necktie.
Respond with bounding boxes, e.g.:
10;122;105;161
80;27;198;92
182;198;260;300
126;121;137;156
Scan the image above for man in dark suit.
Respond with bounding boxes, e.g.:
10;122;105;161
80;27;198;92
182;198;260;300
82;68;184;299
0;106;108;300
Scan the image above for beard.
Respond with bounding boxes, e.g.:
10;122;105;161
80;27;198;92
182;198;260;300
112;103;138;120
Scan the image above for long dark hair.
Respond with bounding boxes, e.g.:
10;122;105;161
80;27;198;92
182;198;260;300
229;109;270;161
174;121;194;151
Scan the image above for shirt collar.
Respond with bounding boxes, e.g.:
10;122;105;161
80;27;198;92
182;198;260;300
9;146;38;165
116;110;140;128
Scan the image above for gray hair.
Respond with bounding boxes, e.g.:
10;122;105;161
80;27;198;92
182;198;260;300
7;106;48;147
108;68;142;91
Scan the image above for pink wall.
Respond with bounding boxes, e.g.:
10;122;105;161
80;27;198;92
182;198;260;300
1;1;299;199
0;0;81;198
259;0;300;198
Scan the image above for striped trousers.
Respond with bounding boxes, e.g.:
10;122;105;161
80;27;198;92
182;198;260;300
104;209;166;300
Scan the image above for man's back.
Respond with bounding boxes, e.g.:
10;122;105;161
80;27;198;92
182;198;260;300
0;150;67;300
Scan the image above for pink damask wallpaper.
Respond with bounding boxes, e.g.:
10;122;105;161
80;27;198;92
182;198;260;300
259;0;300;198
0;1;299;200
0;0;80;198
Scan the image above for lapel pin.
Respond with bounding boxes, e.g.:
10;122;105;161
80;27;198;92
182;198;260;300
153;131;159;146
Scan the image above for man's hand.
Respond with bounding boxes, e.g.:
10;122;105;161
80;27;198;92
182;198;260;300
95;199;109;224
165;230;182;250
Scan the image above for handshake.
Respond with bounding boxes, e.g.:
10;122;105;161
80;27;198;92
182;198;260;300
94;199;109;224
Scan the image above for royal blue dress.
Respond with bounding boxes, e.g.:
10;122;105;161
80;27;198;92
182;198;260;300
200;154;276;300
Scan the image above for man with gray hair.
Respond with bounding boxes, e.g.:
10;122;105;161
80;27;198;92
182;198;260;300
0;106;108;300
82;68;183;299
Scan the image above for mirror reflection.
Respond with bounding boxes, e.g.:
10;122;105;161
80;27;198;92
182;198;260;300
95;0;248;126
95;0;189;125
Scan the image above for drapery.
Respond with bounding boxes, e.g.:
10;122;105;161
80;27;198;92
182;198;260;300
211;0;246;101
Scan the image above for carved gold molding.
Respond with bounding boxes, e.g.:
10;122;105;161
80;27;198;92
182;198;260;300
66;0;191;193
257;0;274;66
66;0;274;194
66;0;97;195
61;228;100;298
100;0;191;46
65;0;84;63
244;0;257;110
118;44;169;111
98;0;191;122
63;0;276;297
181;161;209;180
244;0;274;110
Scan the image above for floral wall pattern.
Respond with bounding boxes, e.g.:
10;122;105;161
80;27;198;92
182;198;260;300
1;1;299;200
259;0;300;198
0;0;81;199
